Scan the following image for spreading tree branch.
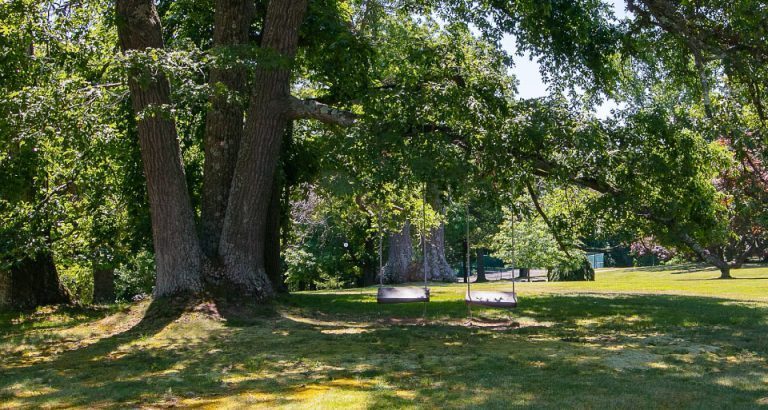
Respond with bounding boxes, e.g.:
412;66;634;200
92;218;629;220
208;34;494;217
287;96;358;126
525;179;573;258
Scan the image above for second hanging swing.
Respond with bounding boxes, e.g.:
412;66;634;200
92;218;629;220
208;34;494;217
464;204;518;309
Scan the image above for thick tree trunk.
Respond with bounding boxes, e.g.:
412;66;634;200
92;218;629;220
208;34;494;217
116;0;203;296
475;248;487;282
424;222;456;281
3;252;68;309
200;0;254;259
218;0;308;300
93;267;116;303
383;222;413;283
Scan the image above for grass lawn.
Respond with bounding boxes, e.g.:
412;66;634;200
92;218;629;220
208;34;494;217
2;264;768;409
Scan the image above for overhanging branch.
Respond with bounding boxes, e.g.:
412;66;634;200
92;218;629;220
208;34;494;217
288;96;358;127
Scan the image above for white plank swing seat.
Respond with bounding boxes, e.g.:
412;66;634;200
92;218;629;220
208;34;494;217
377;287;430;304
465;290;517;308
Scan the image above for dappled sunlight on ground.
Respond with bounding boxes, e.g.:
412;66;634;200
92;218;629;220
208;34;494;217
1;265;768;408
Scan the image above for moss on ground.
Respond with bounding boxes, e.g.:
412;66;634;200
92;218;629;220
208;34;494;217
1;264;768;408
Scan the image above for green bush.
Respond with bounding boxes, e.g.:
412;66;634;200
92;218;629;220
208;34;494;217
548;258;595;281
114;251;156;301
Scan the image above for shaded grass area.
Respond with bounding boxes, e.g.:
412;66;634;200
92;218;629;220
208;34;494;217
1;265;768;408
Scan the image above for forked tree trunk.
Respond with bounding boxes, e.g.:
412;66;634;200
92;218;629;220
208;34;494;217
383;222;413;283
4;252;69;309
116;0;203;296
93;267;115;303
200;0;254;259
218;0;308;300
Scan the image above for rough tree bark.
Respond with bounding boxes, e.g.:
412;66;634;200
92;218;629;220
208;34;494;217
92;267;116;303
200;0;254;259
424;222;456;281
116;0;203;296
383;222;413;283
423;188;455;281
218;0;308;300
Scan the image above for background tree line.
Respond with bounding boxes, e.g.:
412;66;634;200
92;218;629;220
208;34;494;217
1;0;766;308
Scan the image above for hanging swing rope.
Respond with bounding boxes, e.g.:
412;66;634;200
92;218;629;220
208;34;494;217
511;215;516;294
466;203;473;321
421;181;428;318
422;181;428;291
378;210;384;287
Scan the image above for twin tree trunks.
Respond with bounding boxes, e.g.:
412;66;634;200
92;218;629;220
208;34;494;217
382;221;456;283
382;188;456;283
116;0;308;300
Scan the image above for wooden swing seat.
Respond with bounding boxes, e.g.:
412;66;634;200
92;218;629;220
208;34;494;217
377;287;430;304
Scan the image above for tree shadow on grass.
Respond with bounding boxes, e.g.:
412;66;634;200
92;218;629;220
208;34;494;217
614;263;711;273
679;277;768;281
2;292;767;408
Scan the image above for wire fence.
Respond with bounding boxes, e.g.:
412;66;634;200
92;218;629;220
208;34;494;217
455;267;549;283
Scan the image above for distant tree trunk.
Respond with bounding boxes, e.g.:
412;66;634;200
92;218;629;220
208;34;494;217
264;176;286;293
5;252;68;309
462;239;469;283
678;232;733;279
424;222;455;281
383;222;413;283
475;248;487;282
116;0;203;296
200;0;253;259
361;231;378;286
0;270;10;308
423;187;454;281
93;267;115;303
3;131;69;309
218;0;308;300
